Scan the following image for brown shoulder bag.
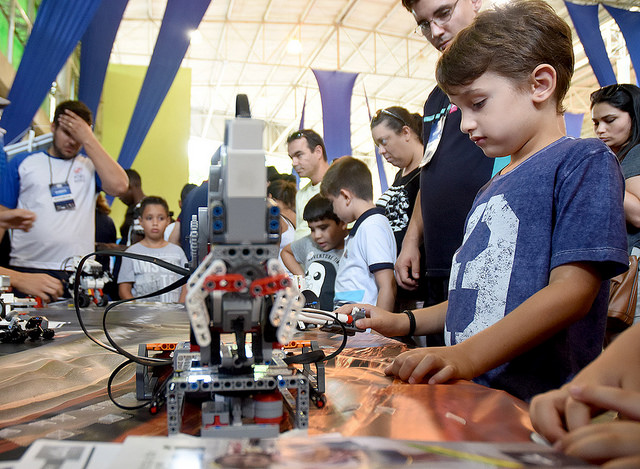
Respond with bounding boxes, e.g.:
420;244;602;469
607;255;638;343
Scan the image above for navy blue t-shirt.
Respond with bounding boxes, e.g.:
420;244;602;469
445;137;628;401
421;87;495;277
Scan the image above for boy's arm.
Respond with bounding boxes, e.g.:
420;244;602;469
178;285;187;303
0;267;64;302
384;262;602;385
335;300;448;337
395;191;423;290
280;243;304;275
118;282;134;300
374;268;396;312
58;110;129;197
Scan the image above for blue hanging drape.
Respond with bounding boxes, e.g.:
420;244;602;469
312;70;357;162
564;1;617;87
116;0;211;170
363;89;388;193
0;0;103;145
78;0;130;119
603;5;640;86
564;112;584;138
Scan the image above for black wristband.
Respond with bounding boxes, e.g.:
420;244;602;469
402;309;416;336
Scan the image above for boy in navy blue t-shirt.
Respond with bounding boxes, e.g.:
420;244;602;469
338;0;628;401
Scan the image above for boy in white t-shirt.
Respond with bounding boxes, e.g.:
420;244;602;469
118;196;187;303
320;156;397;312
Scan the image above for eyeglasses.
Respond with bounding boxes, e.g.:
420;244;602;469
414;0;460;38
372;108;410;128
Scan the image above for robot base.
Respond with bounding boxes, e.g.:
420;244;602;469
165;351;309;438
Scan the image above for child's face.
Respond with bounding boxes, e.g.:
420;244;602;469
308;219;347;252
139;204;170;241
448;71;537;160
326;193;355;224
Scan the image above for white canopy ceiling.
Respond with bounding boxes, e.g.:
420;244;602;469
109;0;637;176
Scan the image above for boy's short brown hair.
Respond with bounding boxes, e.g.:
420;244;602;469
320;156;373;201
436;0;574;113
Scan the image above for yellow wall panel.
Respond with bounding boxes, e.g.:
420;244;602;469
99;64;191;237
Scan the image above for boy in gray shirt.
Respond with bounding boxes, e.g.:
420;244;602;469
281;194;348;310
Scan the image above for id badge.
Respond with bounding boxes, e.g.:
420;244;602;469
49;182;76;211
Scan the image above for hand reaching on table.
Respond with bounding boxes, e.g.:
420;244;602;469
530;324;640;444
333;303;411;337
553;385;640;468
384;345;474;384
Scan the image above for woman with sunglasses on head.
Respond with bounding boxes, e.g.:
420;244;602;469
591;84;640;252
371;106;424;313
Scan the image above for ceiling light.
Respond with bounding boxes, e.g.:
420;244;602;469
189;29;203;45
286;39;302;55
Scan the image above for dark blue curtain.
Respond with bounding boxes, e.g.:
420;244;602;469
604;5;640;86
312;69;357;162
364;91;388;193
564;112;584;138
0;0;103;145
299;89;306;130
78;0;129;119
116;0;211;170
564;2;616;87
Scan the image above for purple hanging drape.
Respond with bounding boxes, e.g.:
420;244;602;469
78;0;130;119
312;69;357;162
564;1;617;87
0;0;103;145
564;112;584;139
116;0;211;170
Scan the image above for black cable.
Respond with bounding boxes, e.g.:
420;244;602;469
73;250;189;365
285;309;349;364
107;359;150;410
101;277;187;367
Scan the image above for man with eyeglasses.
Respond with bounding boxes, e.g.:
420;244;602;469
286;129;330;240
396;0;506;345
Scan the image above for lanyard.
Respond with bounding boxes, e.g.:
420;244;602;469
48;154;76;185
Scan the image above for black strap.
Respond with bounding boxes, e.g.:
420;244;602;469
403;309;416;336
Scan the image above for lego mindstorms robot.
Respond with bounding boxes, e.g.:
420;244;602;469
160;96;317;438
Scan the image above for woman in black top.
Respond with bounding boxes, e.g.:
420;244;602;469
371;106;424;312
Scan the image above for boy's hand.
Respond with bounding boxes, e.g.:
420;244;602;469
568;384;640;419
384;345;474;384
530;384;640;444
530;387;576;443
556;421;640;468
9;271;64;303
0;209;36;231
334;303;409;337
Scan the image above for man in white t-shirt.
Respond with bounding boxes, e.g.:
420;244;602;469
0;100;129;300
286;129;330;240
